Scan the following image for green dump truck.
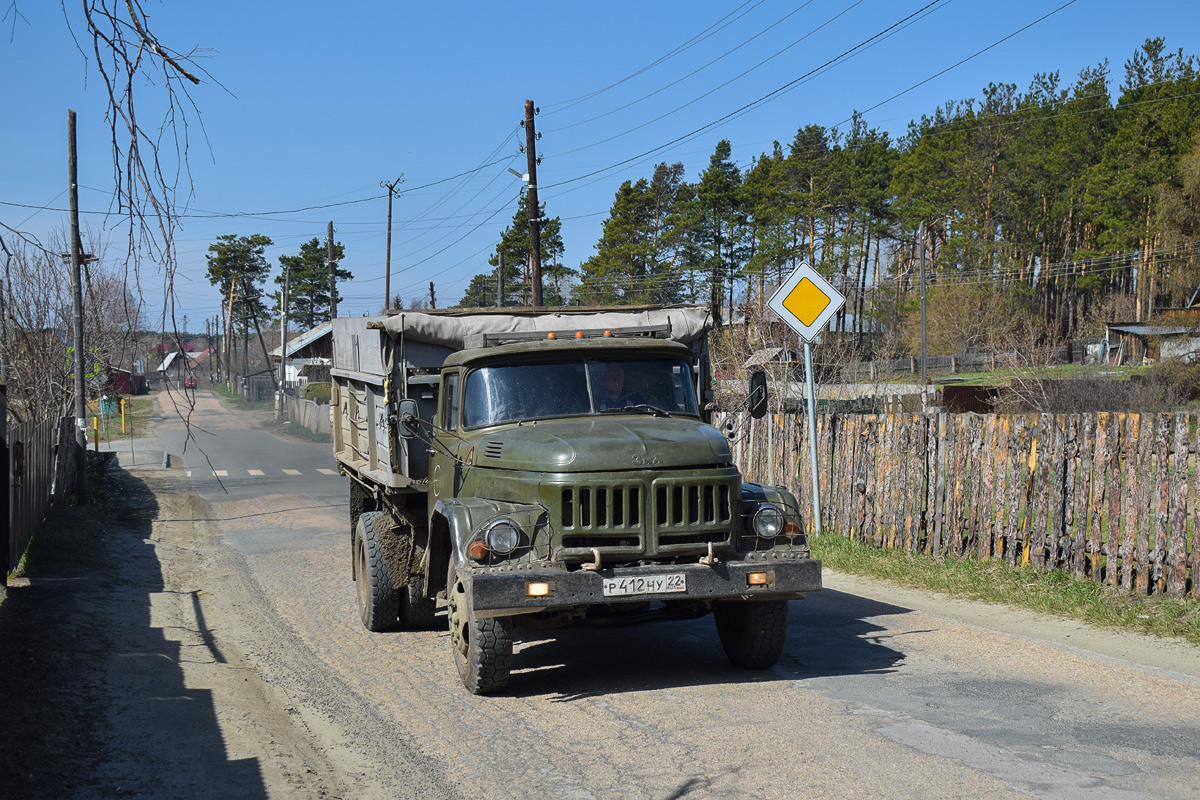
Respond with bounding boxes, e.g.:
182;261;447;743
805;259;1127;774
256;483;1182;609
331;306;820;694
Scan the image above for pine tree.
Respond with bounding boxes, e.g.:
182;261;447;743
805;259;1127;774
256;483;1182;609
275;237;351;329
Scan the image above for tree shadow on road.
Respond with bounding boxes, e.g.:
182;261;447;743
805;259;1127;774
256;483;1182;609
504;588;912;702
0;462;266;800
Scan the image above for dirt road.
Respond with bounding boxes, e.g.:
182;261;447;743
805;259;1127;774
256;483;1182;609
3;394;1199;799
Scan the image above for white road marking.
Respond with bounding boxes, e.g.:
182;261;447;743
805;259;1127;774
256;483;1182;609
317;468;338;475
213;470;228;477
282;469;301;476
247;469;265;476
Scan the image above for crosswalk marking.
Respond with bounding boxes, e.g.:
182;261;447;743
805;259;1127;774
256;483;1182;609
187;467;344;478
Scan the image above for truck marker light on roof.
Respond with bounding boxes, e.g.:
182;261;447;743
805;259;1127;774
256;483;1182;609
575;331;584;338
547;332;557;339
603;330;613;336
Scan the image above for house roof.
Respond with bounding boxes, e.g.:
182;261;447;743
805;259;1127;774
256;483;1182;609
270;321;332;358
1107;324;1197;337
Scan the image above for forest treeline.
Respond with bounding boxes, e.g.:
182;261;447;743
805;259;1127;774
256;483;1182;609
460;38;1200;357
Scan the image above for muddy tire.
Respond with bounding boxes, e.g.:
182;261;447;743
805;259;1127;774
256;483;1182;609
355;511;399;632
713;599;789;669
349;481;377;580
446;559;512;694
398;578;438;629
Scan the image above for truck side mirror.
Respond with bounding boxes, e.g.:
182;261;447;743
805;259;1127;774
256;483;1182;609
397;398;420;440
748;371;768;419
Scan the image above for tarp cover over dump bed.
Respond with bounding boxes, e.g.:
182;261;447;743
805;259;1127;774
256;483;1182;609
376;306;711;348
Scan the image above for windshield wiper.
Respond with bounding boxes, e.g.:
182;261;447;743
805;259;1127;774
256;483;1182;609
608;404;671;418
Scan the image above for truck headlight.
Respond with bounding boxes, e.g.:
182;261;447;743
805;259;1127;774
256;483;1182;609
752;505;784;538
483;519;521;555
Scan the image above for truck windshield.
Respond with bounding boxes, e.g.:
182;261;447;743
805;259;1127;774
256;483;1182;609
462;358;698;429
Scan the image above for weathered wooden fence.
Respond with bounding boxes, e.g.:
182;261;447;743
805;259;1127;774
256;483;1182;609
720;411;1200;598
6;416;71;574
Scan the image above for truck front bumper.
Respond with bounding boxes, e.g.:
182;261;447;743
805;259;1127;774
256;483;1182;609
467;557;821;618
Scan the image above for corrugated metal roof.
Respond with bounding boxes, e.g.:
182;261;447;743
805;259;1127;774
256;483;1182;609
1107;324;1196;336
270;320;332;358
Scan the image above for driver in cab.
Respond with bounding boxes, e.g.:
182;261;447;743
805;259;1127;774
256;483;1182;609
597;362;631;410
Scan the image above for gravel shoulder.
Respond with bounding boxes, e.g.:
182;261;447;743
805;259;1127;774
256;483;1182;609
0;446;372;799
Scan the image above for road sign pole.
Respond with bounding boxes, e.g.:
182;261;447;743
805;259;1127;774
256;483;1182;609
766;261;843;538
803;339;822;537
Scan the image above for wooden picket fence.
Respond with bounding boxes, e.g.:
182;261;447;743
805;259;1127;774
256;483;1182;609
6;416;67;573
721;411;1200;598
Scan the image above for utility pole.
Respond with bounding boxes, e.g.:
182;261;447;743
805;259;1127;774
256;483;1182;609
382;177;403;311
277;265;290;418
429;281;436;309
327;221;337;320
241;279;250;392
224;284;236;388
497;252;504;308
67;110;88;505
919;221;928;411
523;99;543;307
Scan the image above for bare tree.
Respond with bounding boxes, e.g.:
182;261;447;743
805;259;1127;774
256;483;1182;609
2;2;217;329
1;228;144;421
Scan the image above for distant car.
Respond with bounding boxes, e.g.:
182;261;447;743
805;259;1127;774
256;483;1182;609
183;376;197;389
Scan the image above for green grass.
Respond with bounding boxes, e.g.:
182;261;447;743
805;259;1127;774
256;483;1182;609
272;419;331;443
85;394;156;443
812;533;1200;645
212;382;275;411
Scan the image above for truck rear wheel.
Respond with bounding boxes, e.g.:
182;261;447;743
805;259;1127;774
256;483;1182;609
446;559;512;694
355;511;399;632
713;599;789;669
399;579;438;629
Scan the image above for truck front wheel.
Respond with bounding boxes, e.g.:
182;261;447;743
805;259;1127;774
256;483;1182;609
446;559;512;694
713;599;789;669
355;512;399;632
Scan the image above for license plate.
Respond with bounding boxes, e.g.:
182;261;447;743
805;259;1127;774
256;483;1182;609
602;573;687;597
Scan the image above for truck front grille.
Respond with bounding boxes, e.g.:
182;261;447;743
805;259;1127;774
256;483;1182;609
557;476;736;559
561;485;641;530
654;480;732;528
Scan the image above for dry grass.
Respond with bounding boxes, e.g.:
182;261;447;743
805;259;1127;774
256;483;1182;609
812;533;1200;645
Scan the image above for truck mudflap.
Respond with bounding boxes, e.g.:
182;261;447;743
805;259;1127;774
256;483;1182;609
467;558;822;619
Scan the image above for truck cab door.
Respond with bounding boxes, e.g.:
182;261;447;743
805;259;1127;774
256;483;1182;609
429;371;463;501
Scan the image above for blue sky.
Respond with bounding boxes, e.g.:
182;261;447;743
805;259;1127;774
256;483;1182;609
3;0;1198;329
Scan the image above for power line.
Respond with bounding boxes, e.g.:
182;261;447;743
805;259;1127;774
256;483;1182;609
546;0;821;135
544;0;948;191
542;0;765;115
547;0;870;160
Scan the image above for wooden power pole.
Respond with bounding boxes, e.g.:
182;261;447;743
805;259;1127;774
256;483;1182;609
67;110;88;504
523;99;543;307
382;177;402;311
327;221;337;319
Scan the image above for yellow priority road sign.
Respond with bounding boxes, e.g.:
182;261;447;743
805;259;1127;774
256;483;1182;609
766;261;846;342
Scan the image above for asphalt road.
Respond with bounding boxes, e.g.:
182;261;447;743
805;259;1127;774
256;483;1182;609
152;390;1200;800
